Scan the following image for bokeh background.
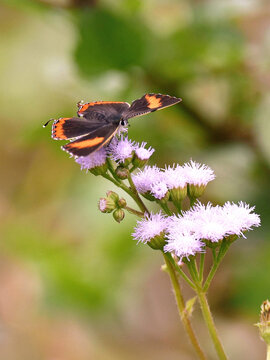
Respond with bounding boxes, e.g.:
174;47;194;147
1;0;270;359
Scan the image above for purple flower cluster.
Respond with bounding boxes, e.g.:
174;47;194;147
132;161;215;200
133;202;260;260
75;136;155;170
109;136;155;164
132;212;168;244
75;147;107;170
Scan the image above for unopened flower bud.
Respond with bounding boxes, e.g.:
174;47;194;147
117;198;127;208
255;300;270;345
115;166;129;180
113;208;125;223
148;232;166;250
98;197;115;213
106;191;119;203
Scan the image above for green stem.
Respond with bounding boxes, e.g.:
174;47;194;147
203;241;231;292
125;206;144;217
163;253;207;360
106;158;121;183
199;253;205;283
185;258;199;283
127;172;149;214
102;172;149;214
166;253;196;290
102;173;121;188
159;201;173;216
197;291;228;360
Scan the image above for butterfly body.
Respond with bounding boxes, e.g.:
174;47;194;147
46;93;181;157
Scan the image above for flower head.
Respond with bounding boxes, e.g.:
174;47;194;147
150;181;169;200
182;202;227;242
132;212;168;247
182;160;215;186
166;201;261;247
99;198;107;212
135;142;155;161
221;201;261;237
163;165;187;190
164;233;204;261
109;136;136;163
132;165;163;194
75;147;107;171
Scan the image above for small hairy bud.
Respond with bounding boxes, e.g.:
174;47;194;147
255;300;270;345
117;198;127;208
113;208;125;223
115;166;129;180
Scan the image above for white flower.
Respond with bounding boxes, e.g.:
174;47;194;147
164;233;204;261
135;142;155;160
109;136;135;163
132;212;168;244
182;160;215;186
163;165;187;189
75;147;107;170
221;201;261;237
150;181;168;200
132;165;163;194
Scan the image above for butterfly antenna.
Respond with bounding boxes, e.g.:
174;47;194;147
43;119;54;128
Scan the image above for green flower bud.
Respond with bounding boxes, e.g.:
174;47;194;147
113;208;125;223
148;231;166;250
98;197;116;213
255;300;270;345
115;166;129;180
106;191;119;203
117;198;127;208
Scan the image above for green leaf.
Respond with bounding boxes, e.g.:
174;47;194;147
185;296;197;317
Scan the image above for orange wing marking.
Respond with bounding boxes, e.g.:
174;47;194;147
67;137;104;149
52;118;70;139
145;94;161;109
79;101;125;113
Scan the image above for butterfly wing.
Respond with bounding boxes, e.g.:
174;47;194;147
123;93;182;120
52;117;109;140
77;101;130;121
62;123;118;157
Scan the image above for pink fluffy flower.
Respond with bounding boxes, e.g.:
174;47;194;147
132;165;163;194
221;201;261;237
164;233;204;261
166;201;260;250
150;181;169;200
109;136;136;163
75;147;107;170
135;142;155;161
132;212;168;244
182;160;215;186
163;164;187;189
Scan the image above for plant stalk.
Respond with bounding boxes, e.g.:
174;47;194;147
163;253;207;360
197;290;228;360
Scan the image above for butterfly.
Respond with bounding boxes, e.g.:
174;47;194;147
44;93;182;157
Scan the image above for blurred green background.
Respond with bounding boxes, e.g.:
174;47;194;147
0;0;269;359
